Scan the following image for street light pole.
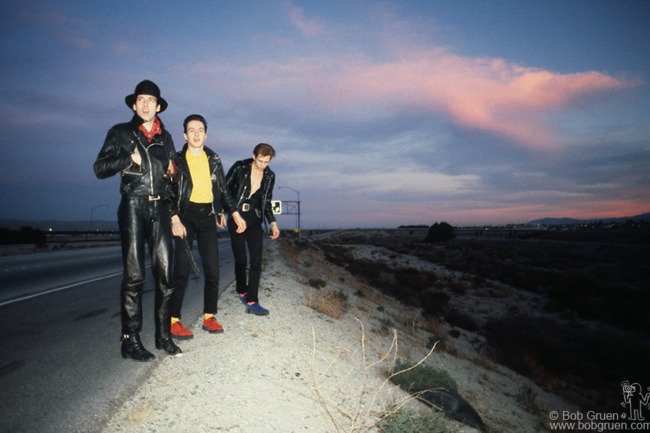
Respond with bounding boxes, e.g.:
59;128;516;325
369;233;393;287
278;186;301;240
89;204;110;237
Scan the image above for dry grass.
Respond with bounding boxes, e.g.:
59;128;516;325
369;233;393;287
422;316;445;336
124;402;154;423
306;288;349;319
307;318;440;433
280;233;598;431
277;239;463;431
277;238;489;431
291;231;650;414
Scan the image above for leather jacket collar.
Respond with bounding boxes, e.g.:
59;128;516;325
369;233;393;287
128;113;166;134
225;158;276;224
174;144;237;217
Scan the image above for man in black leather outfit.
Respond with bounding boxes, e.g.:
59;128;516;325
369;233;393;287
225;143;281;316
94;80;182;361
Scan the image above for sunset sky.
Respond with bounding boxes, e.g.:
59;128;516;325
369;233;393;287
1;0;648;228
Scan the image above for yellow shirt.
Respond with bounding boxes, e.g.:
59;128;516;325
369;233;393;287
187;151;213;204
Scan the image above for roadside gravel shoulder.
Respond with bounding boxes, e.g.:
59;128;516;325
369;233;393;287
99;239;565;432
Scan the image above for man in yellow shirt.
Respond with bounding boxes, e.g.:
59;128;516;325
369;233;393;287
170;114;246;338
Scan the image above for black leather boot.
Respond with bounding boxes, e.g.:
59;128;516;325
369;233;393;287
121;334;155;362
155;337;182;355
154;280;181;356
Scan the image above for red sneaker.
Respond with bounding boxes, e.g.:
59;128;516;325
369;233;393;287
171;321;194;339
202;316;224;333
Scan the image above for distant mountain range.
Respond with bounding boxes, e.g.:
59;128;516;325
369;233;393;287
526;212;650;226
2;212;649;231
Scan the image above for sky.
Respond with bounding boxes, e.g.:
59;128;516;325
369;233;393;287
1;0;649;229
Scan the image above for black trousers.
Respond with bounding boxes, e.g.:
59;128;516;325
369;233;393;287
170;204;220;318
228;216;263;303
117;196;174;339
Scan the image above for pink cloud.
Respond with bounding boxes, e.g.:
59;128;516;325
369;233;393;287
191;34;639;152
314;50;637;150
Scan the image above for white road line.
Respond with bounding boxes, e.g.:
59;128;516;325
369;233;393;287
0;271;123;308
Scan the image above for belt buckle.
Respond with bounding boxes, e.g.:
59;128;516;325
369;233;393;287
241;203;250;212
148;195;161;201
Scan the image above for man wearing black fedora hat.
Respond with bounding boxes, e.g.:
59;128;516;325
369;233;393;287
94;79;183;361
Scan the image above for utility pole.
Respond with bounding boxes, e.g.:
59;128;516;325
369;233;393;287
278;186;301;240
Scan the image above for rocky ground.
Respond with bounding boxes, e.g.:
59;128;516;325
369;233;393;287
97;231;579;433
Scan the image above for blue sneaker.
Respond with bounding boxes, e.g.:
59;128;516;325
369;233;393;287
238;293;248;305
245;302;269;316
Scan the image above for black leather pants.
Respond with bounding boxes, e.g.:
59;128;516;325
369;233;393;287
118;196;174;339
227;216;263;303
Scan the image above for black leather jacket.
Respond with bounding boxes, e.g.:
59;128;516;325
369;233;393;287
94;115;179;206
225;158;276;224
174;144;238;217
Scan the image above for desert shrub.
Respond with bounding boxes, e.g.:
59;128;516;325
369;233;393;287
372;316;395;336
306;317;444;433
423;222;455;243
0;225;47;246
308;277;327;289
419;290;450;318
402;236;650;334
394;268;437;289
306;288;348;318
543;276;650;332
423;316;445;336
307;231;650;413
517;385;539;414
378;407;446;433
442;308;479;332
484;315;650;409
594;288;650;331
320;244;354;266
390;359;457;393
322;249;450;316
427;335;446;352
447;278;468;295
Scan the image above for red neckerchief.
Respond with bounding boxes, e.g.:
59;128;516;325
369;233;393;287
139;116;162;143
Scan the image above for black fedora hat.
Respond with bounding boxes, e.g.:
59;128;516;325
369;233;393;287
125;80;168;112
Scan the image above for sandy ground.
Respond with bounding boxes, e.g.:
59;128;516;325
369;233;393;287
98;239;572;433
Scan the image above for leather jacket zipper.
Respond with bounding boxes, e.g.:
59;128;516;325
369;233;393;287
132;131;156;196
143;144;154;196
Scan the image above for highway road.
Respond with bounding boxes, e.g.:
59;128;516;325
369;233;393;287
0;240;235;433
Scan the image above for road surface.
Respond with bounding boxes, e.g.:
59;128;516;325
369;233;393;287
0;240;235;433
